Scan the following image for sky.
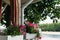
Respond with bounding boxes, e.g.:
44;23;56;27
39;4;60;24
39;16;60;24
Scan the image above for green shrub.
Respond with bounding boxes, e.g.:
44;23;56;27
39;23;60;31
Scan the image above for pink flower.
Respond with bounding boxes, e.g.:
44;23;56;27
33;24;38;28
19;25;26;34
25;20;38;28
19;25;26;29
25;21;34;27
28;22;33;27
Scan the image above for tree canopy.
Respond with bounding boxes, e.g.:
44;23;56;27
24;0;60;23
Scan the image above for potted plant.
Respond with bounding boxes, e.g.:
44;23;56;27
25;21;39;39
3;25;26;40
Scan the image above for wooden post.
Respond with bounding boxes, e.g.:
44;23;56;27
18;0;21;25
10;0;19;26
0;0;2;22
15;0;19;25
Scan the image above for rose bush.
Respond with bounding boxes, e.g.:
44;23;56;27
25;21;38;33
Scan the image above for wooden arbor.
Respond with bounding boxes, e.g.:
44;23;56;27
0;0;21;26
0;0;41;26
10;0;19;26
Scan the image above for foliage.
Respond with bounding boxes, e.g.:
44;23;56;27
4;25;26;36
2;4;10;26
4;25;20;35
39;23;60;31
24;0;60;23
25;21;38;33
26;25;35;33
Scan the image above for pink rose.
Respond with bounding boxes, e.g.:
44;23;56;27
28;22;33;27
25;21;34;27
33;24;37;28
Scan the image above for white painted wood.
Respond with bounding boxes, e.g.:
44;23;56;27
7;35;23;40
21;0;33;25
0;25;6;32
18;0;21;25
22;0;42;4
3;0;10;5
26;33;36;39
0;36;7;40
2;4;8;13
3;0;41;5
0;35;23;40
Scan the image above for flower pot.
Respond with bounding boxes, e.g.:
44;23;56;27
0;35;23;40
26;33;36;39
7;35;23;40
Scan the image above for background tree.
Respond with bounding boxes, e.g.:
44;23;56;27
24;0;60;23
